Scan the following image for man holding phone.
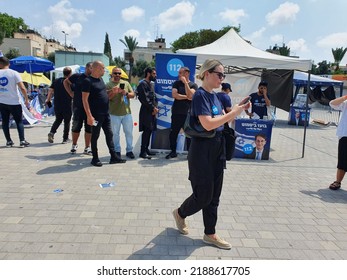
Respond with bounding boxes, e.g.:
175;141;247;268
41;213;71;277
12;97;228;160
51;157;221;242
245;81;271;119
106;67;135;159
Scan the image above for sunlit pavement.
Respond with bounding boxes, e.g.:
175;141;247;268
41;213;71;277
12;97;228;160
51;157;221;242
0;100;346;260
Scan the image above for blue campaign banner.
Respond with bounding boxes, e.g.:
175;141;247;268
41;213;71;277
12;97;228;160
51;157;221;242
234;119;274;160
288;105;311;126
155;53;197;129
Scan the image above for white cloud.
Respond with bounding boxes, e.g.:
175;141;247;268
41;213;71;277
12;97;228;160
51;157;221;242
42;20;83;40
123;29;141;39
157;1;196;32
245;27;266;42
121;6;145;22
47;0;94;22
41;0;94;42
219;9;247;25
288;38;309;53
266;2;300;26
123;29;150;47
270;34;284;43
316;32;347;48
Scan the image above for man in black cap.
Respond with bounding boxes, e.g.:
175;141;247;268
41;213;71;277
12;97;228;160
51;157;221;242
245;81;271;119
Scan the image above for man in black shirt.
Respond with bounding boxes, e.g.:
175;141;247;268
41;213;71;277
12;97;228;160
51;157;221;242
82;61;125;167
166;67;198;159
64;62;92;154
245;81;271;119
137;67;159;159
46;67;72;144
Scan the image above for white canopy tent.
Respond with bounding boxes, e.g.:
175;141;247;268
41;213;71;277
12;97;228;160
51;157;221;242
177;28;312;72
177;28;314;157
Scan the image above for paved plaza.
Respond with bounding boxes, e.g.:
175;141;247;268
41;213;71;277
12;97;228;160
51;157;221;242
0;100;346;260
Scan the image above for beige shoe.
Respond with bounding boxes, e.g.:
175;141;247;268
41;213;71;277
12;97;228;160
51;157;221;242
172;209;188;235
203;234;231;250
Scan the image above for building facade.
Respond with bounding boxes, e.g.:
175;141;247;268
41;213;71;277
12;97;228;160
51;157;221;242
127;37;173;63
0;29;74;58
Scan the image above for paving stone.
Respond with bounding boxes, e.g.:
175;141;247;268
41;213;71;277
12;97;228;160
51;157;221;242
0;103;346;260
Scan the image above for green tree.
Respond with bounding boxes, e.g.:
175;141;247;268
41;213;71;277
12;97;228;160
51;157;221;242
47;52;55;64
171;26;240;52
0;13;28;41
279;44;290;56
313;60;330;75
119;35;138;83
103;32;113;65
332;47;347;72
0;26;4;45
113;56;126;69
132;60;151;78
5;48;20;59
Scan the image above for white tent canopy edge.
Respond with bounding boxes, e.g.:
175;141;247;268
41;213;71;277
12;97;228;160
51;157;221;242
177;28;312;72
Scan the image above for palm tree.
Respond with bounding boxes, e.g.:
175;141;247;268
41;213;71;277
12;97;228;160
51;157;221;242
279;44;291;56
332;47;347;72
119;36;138;83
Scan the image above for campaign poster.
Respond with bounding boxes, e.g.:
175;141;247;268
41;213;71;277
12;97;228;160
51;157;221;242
234;119;274;160
288;105;311;126
151;53;197;150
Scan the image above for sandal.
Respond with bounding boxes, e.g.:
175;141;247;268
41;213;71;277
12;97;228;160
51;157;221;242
329;181;341;190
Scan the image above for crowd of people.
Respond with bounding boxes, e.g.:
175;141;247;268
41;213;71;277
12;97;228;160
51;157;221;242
1;55;347;250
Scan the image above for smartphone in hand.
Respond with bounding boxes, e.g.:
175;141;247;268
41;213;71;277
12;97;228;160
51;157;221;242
239;96;251;105
119;83;125;90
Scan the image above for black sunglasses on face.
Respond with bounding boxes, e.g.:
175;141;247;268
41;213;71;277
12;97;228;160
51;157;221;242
112;72;121;75
210;71;226;80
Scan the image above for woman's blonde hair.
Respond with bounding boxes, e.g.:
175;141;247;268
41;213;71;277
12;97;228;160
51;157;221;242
196;59;223;80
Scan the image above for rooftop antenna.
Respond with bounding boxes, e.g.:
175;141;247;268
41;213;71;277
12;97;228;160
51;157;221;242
155;24;159;39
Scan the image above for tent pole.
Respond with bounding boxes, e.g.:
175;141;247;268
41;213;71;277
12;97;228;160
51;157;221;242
302;71;311;158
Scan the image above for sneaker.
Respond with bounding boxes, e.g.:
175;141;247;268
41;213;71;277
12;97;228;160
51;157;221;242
139;152;151;159
20;140;30;147
172;209;188;235
61;139;69;144
146;149;157;156
91;159;103;167
6;140;14;147
203;234;231;250
109;157;126;164
71;144;78;154
166;151;177;159
126;151;135;159
83;147;92;155
48;132;54;143
115;152;121;158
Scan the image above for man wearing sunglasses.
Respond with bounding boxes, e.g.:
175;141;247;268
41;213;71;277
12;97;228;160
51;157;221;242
82;61;126;167
245;81;271;119
106;67;135;159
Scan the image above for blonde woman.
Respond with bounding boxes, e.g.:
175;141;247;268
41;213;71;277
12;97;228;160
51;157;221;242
173;59;249;249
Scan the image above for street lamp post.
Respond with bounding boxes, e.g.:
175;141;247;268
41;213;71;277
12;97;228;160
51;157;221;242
61;30;68;50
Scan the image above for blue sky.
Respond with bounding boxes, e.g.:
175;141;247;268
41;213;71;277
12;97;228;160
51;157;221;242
1;0;347;65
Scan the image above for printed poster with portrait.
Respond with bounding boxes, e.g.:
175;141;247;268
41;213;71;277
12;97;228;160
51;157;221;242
234;119;274;160
151;53;197;151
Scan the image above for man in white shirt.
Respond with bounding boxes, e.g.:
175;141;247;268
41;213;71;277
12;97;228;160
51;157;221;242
0;56;30;147
329;95;347;190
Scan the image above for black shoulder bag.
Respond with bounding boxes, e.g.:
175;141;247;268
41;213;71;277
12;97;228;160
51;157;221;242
183;98;216;139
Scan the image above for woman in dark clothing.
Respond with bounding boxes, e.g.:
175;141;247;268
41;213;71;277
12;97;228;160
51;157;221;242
173;59;249;250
